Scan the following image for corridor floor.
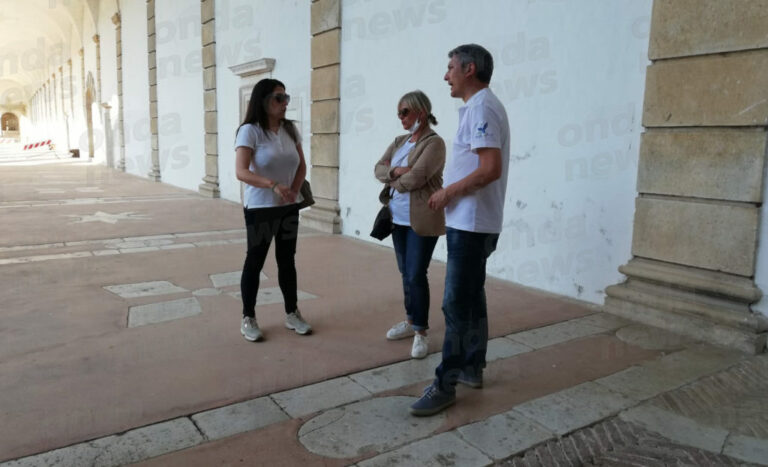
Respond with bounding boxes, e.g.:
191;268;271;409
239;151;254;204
1;154;766;466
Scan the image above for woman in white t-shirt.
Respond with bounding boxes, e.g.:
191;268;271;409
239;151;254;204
235;78;311;342
374;91;446;359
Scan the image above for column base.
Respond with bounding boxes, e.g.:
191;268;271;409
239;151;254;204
147;167;161;182
604;258;767;354
300;197;341;234
198;182;220;198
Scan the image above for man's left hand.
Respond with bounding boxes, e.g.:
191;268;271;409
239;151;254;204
428;188;451;210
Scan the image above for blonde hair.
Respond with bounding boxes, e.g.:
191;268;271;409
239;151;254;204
399;90;438;126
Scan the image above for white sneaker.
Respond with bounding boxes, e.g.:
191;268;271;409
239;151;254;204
241;316;263;342
386;320;415;340
411;334;429;359
285;309;312;335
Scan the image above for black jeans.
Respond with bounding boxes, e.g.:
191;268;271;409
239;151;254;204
241;205;299;318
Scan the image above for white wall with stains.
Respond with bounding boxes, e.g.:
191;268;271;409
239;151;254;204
337;0;653;305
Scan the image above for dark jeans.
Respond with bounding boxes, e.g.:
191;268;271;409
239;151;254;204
391;225;438;331
241;205;299;317
435;227;499;394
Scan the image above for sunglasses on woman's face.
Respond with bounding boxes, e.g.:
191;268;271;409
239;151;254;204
397;108;410;118
272;93;291;104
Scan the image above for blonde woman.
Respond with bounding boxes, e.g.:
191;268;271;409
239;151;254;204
374;90;446;358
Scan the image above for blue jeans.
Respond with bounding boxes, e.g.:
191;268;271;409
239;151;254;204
391;225;438;331
435;227;499;393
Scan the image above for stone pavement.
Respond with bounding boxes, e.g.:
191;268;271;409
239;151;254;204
1;156;766;466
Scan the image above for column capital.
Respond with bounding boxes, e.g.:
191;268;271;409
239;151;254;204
112;12;121;26
67;58;72;66
79;48;84;57
58;66;63;73
92;34;100;44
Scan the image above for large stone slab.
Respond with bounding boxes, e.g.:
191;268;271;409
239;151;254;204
310;101;340;134
311;64;340;101
311;0;340;35
637;129;768;203
104;280;187;298
723;434;768;466
298;396;445;458
644;50;768;127
209;270;266;288
310;134;339;167
227;287;317;306
649;0;768;59
457;410;554;460
310;166;339;199
349;353;441;393
508;319;605;349
632;197;759;276
311;29;340;68
620;404;729;453
513;382;638;435
595;345;744;401
191;397;288;441
2;418;203;467
128;297;202;328
357;431;492;467
271;377;371;418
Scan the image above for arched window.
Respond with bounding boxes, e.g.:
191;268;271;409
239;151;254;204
1;112;19;132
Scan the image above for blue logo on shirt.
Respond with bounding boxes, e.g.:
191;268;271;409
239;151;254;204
476;122;488;136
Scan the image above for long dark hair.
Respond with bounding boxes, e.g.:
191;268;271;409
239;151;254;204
237;78;299;143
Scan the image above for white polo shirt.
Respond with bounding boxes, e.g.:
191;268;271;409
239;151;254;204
235;123;301;209
444;88;510;234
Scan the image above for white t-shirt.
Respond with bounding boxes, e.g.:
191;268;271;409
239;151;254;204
235;123;301;208
389;139;416;226
444;88;510;233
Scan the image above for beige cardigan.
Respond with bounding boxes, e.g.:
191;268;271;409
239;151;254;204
374;129;446;237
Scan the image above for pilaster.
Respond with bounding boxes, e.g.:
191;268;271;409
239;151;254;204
93;34;102;107
605;0;768;354
112;12;126;171
198;0;220;198
303;0;342;233
145;0;161;181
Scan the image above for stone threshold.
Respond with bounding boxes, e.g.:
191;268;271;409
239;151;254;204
2;313;750;467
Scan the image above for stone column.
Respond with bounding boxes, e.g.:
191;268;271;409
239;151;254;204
113;12;127;171
45;80;51;123
60;66;69;150
198;0;220;198
146;0;161;181
102;103;114;167
59;66;65;116
68;59;74;118
93;35;102;108
79;48;85;124
605;0;768;354
302;0;342;233
52;73;58;118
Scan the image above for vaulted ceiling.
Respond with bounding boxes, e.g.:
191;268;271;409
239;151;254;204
0;0;101;107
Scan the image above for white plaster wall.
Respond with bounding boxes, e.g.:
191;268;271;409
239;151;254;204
215;0;311;204
338;0;652;305
752;147;768;316
153;0;206;191
120;0;151;177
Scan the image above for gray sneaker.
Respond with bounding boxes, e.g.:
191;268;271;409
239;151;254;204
285;309;312;335
241;316;263;342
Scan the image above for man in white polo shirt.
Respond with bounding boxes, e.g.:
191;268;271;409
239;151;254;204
411;44;510;416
